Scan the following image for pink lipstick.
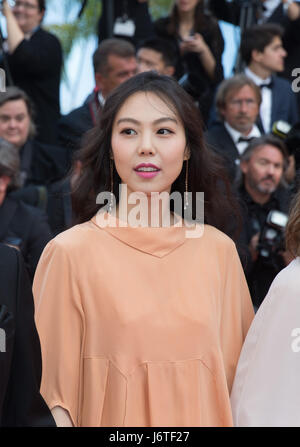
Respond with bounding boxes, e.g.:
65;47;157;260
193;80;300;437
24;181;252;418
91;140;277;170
134;163;161;179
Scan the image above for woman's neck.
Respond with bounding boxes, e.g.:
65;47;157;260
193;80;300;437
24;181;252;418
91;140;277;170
177;9;195;38
178;9;195;26
116;187;178;228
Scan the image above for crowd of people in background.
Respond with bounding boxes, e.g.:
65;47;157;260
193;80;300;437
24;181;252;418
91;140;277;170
1;0;300;427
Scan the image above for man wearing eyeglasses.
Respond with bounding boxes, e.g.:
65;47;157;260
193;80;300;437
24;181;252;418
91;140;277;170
205;74;262;182
0;0;62;145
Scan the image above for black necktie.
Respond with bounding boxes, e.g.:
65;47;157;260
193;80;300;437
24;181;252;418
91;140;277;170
260;80;273;89
238;136;255;143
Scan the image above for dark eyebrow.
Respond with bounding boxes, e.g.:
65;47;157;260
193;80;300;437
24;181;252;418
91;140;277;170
259;157;283;165
116;117;178;126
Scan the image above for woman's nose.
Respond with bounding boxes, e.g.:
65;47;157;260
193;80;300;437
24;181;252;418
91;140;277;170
138;133;155;155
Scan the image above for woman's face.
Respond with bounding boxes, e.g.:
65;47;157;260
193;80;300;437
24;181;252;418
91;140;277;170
175;0;199;13
111;91;189;198
0;99;31;148
13;0;44;34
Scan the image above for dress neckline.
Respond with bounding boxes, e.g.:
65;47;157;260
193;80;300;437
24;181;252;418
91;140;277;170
91;211;192;258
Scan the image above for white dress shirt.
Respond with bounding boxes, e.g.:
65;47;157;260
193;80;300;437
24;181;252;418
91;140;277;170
224;121;261;158
98;92;106;107
259;0;281;22
245;67;272;133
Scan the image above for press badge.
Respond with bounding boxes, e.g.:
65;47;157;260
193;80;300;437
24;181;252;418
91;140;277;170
113;17;135;37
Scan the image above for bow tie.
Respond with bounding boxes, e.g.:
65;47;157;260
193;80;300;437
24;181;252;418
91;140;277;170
259;80;273;89
238;136;255;143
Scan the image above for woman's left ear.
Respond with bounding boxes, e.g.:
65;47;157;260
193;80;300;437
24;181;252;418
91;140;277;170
184;147;191;161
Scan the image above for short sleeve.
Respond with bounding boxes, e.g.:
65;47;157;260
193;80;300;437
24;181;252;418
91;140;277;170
219;241;254;394
33;239;85;427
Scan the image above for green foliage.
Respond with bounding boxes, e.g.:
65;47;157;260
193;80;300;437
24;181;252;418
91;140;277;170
46;0;173;59
45;0;101;58
149;0;173;19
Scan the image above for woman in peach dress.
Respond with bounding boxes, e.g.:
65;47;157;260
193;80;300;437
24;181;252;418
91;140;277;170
33;72;254;427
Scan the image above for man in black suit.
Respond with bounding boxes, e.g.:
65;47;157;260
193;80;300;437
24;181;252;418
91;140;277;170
205;74;262;181
0;243;55;426
58;38;137;159
241;23;299;132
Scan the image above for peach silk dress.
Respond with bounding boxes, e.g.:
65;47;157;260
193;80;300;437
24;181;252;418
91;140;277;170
33;214;254;427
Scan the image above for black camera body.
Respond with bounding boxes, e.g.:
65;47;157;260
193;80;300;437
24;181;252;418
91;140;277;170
257;209;288;259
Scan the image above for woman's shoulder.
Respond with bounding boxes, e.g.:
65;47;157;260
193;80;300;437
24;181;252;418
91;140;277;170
195;12;222;35
186;223;237;259
154;16;172;35
32;27;62;50
269;258;300;297
202;224;236;248
50;220;98;248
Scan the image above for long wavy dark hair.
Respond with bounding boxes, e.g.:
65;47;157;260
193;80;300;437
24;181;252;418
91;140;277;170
72;71;241;239
167;0;214;36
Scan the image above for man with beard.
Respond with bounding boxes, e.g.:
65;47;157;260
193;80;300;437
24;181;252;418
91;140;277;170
238;135;292;309
205;74;262;182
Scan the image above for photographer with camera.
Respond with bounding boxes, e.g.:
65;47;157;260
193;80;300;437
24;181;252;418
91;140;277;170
0;0;62;145
238;134;293;309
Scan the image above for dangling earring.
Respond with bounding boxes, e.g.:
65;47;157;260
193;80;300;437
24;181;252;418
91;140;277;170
184;159;189;211
108;158;114;213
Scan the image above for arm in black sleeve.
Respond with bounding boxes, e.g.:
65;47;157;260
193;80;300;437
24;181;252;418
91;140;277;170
8;30;62;77
1;249;56;426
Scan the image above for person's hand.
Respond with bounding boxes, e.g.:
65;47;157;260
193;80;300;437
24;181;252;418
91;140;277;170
281;0;300;20
1;0;12;18
180;33;208;55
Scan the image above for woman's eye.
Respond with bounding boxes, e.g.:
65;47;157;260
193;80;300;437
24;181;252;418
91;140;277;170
157;128;173;135
121;128;136;135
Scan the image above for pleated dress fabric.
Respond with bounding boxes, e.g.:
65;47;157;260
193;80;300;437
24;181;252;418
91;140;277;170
33;214;254;427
